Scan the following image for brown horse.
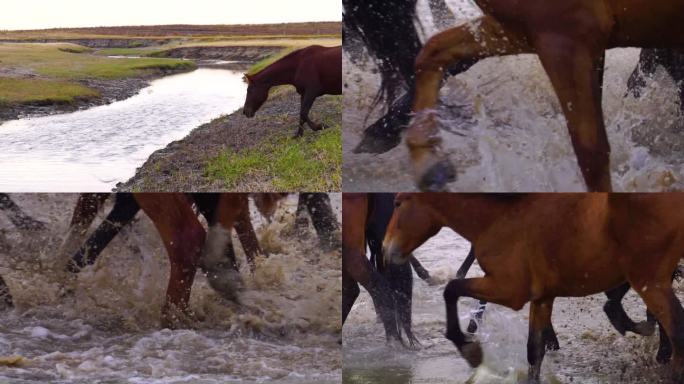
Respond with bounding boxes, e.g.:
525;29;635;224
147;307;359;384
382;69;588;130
408;1;684;192
383;193;684;382
243;45;342;138
61;193;283;328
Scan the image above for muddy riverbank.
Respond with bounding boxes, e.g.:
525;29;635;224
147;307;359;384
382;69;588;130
117;89;342;192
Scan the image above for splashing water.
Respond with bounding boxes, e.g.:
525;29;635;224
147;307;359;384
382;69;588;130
0;194;341;383
343;0;684;192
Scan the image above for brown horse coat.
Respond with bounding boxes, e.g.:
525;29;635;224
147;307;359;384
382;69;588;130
383;193;684;381
243;45;342;137
408;1;684;191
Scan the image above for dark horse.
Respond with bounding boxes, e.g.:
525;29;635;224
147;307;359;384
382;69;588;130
344;0;684;192
243;45;342;138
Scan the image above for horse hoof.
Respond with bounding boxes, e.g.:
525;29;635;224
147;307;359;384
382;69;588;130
418;158;456;192
354;132;402;154
459;341;483;368
632;320;656;336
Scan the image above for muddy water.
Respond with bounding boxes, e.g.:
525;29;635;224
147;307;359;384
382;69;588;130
343;0;684;192
0;68;247;192
343;229;684;384
0;194;341;383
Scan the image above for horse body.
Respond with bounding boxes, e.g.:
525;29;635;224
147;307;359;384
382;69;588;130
405;0;684;191
383;193;684;381
243;45;342;137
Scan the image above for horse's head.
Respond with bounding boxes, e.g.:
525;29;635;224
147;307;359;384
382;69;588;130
243;73;268;118
383;193;442;266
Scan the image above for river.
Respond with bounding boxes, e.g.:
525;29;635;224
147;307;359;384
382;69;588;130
0;68;247;192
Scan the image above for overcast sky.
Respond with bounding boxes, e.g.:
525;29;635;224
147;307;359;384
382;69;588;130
0;0;341;30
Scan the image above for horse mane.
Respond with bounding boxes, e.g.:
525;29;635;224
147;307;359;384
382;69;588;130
343;0;423;109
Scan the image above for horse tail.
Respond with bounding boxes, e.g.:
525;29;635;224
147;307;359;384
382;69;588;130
343;0;422;111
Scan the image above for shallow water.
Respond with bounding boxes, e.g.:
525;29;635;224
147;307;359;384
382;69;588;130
342;228;683;384
343;0;684;192
0;194;341;383
0;68;247;192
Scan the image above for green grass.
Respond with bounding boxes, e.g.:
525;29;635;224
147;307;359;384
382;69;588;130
0;77;99;105
0;43;195;80
205;125;341;191
0;43;196;105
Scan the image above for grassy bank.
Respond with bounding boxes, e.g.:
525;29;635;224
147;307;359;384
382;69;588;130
0;43;194;107
117;91;341;192
0;43;194;80
206;125;341;191
0;77;99;105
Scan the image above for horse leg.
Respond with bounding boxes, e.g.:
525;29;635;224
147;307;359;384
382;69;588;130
527;298;555;383
0;274;13;310
408;16;531;191
202;194;249;301
300;193;340;250
628;277;684;378
193;193;241;274
57;193;109;267
410;256;431;282
234;207;261;273
343;194;401;343
297;91;319;137
0;194;46;231
135;194;205;328
443;275;528;368
355;59;482;155
391;262;419;347
67;193;140;272
342;266;360;326
535;36;611;191
603;282;656;336
655;270;680;364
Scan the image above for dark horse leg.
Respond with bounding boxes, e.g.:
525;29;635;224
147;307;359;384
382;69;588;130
368;193;419;346
299;193;340;251
627;48;684;112
457;245;561;350
297;90;322;138
410;256;431;281
342;194;402;343
0;275;13;310
67;193;139;272
0;193;46;231
603;271;682;364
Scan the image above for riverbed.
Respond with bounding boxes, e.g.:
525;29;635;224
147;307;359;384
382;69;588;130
0;68;247;192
